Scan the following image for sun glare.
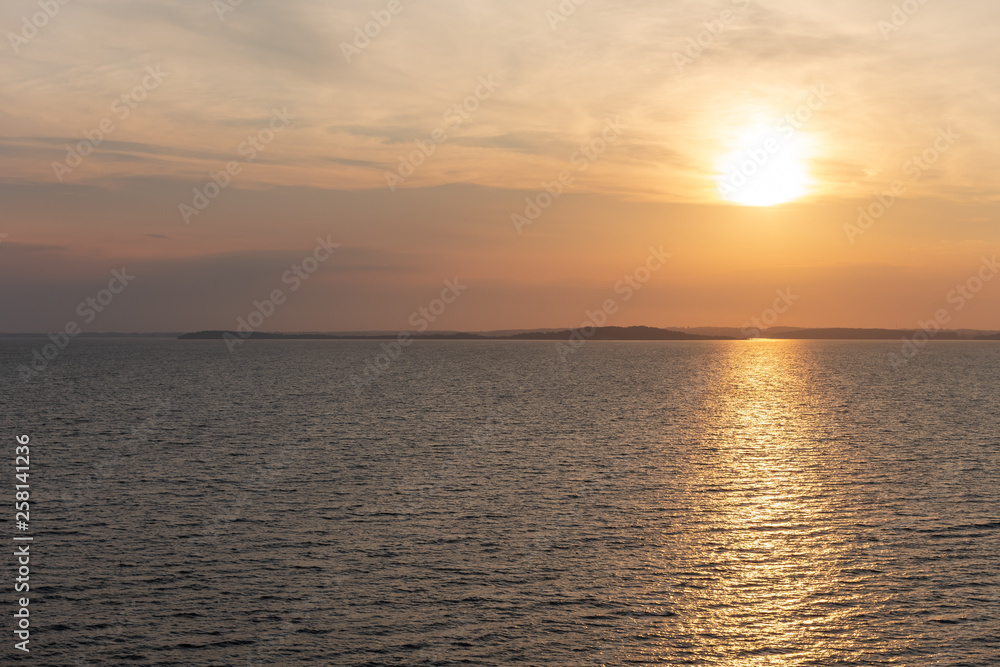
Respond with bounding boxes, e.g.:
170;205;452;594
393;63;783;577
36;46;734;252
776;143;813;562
716;121;813;206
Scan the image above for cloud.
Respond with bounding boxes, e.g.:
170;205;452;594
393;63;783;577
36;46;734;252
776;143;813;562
0;242;67;253
3;0;998;200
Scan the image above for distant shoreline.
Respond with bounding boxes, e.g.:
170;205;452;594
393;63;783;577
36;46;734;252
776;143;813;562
2;327;997;341
178;326;735;342
174;326;1000;342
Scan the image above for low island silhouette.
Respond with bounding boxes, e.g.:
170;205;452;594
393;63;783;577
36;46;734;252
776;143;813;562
177;326;998;342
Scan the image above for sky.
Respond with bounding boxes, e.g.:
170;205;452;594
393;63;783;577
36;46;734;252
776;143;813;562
1;0;999;333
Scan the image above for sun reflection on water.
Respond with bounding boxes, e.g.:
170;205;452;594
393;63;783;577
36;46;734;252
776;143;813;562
643;341;901;665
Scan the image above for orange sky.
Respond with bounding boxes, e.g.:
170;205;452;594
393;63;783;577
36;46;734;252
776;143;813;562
1;0;999;332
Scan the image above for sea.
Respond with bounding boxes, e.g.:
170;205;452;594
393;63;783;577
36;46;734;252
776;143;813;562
1;338;998;666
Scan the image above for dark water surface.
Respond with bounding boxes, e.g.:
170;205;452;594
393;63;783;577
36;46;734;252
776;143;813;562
2;339;999;665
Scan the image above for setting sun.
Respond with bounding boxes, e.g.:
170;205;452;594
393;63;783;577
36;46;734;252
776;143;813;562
716;121;813;206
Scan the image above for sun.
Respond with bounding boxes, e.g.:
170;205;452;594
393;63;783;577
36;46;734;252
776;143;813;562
715;121;813;206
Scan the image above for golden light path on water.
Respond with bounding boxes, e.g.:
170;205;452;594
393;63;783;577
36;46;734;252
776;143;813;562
629;341;905;665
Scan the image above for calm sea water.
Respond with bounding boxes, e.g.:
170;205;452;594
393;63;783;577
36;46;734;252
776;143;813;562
1;338;999;666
